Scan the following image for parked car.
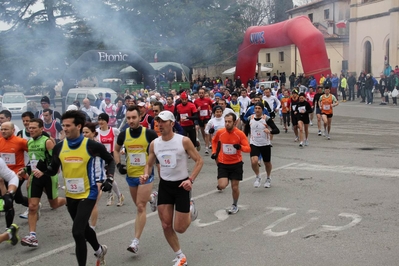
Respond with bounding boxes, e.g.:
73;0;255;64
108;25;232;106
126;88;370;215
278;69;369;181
65;87;117;106
0;92;29;114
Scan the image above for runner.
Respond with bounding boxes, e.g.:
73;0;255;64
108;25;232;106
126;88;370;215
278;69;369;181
249;102;280;188
32;110;114;266
290;89;300;142
194;88;213;155
96;113;124;207
113;106;159;254
294;93;313;147
141;110;203;266
42;108;65;143
313;86;324;136
18;118;66;248
305;85;316;126
319;87;339;140
280;89;291;133
211;113;250;214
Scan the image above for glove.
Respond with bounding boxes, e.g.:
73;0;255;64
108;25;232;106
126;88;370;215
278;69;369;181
117;163;127;175
3;193;14;211
233;144;241;150
270;111;276;119
211;153;217;160
101;178;113;192
208;128;215;134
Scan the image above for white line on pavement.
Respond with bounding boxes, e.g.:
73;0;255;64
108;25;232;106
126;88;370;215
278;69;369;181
13;162;297;266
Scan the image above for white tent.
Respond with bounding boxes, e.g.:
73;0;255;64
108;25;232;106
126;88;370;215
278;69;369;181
222;66;273;75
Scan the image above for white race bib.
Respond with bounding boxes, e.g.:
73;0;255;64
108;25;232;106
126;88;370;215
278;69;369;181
1;153;16;165
30;159;38;171
65;178;85;194
129;153;146;166
159;154;177;168
180;113;188;120
200;110;208;117
298;106;306;113
253;129;265;139
222;144;237;155
291;105;297;111
323;105;331;111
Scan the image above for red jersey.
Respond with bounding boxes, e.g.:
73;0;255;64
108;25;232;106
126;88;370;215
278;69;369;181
176;102;197;127
164;104;175;114
194;97;213;120
98;127;115;153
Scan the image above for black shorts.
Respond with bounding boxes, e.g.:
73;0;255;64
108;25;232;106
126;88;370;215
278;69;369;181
297;114;310;124
217;162;243;181
315;108;322;115
198;118;210;128
291;114;298;126
321;113;333;118
28;175;59;200
158;178;190;213
250;144;271;162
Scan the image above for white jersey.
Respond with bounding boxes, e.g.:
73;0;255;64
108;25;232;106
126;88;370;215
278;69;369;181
21;128;31;165
0;157;19;187
238;96;251;113
249;115;271;146
81;105;102;120
205;116;225;136
154;133;189;181
262;95;281;111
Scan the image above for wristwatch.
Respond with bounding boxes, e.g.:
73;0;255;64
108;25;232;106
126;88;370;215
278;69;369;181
188;177;194;184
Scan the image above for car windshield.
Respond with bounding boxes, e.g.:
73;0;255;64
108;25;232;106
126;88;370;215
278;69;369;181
3;95;26;103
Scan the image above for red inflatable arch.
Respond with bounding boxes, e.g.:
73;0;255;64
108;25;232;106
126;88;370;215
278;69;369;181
236;16;331;85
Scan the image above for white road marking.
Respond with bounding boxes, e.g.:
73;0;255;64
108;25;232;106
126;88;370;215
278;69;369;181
285;163;399;178
14;163;297;266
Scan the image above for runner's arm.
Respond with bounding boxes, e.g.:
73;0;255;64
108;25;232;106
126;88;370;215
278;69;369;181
266;118;280;135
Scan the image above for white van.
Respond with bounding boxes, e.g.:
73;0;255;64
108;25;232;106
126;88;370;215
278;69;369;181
65;87;118;106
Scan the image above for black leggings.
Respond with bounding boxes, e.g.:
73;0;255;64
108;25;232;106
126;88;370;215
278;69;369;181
6;179;29;207
182;125;197;147
0;195;14;228
67;198;99;266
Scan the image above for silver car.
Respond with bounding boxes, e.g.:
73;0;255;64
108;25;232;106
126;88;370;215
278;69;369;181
0;92;29;114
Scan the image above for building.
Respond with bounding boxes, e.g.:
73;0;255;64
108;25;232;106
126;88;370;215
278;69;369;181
348;0;399;76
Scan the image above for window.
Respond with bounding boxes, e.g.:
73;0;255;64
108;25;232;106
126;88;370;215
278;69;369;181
66;93;76;105
308;13;313;22
266;53;271;62
279;52;284;62
324;9;329;20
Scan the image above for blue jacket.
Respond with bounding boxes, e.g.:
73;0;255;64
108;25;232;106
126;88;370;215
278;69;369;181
243;105;270;122
331;77;339;88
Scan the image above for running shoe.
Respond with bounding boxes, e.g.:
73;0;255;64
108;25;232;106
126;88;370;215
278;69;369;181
127;239;139;254
190;199;198;221
106;193;114;206
21;234;38;248
264;177;271;188
208;144;212;149
150;191;158;212
304;140;309;146
95;245;107;266
19;208;29;219
322;130;326;137
205;148;209;155
172;256;188;266
7;224;20;246
116;193;125;207
227;204;239;214
196;138;201;151
254;177;261;188
285;128;288;133
294;136;299;142
310;121;313;126
327;135;330;140
299;142;303;147
318;130;322;136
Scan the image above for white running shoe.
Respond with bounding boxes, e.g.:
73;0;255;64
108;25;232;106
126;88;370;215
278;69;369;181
294;136;299;142
95;245;107;265
318;130;322;136
205;148;209;155
127;239;139;254
299;142;303;147
106;193;114;206
304;140;309;146
19;208;29;219
327;135;330;140
322;130;326;137
21;234;38;248
116;194;124;207
150;191;158;212
172;256;188;266
227;204;239;214
190;199;198;221
264;177;271;188
254;177;261;188
310;121;313;126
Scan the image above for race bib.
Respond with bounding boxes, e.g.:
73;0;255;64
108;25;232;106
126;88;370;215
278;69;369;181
180;113;188;120
253;129;265;139
103;143;111;153
298;106;306;113
284;102;287;107
30;159;38;171
292;105;297;111
129;153;146;166
65;178;85;194
1;153;16;165
323;105;331;111
200;110;208;117
222;144;237;155
159;154;177;168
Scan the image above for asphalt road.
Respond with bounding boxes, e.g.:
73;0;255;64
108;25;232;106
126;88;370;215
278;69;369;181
4;99;399;266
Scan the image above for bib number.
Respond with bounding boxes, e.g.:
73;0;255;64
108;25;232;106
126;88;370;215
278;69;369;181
323;105;331;111
30;159;38;171
129;153;146;166
65;178;85;194
200;110;208;117
159;154;177;168
1;153;16;165
298;106;306;113
222;144;237;155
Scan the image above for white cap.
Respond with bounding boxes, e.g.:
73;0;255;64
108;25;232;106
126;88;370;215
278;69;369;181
156;111;175;122
137;102;146;107
67;105;78;111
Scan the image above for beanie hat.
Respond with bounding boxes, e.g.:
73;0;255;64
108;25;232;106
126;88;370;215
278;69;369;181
98;113;109;123
41;96;50;104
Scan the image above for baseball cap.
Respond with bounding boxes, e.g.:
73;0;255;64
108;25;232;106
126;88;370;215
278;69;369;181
156;111;175;122
180;92;188;99
137;102;146;107
292;89;299;94
41;96;50;104
66;105;78;111
98;113;109;122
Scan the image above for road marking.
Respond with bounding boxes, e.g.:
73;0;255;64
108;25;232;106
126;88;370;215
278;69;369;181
285;163;399;178
14;162;297;266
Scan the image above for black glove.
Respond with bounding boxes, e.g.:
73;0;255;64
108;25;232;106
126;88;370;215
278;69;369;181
117;163;127;175
208;128;215;134
211;153;217;160
101;178;113;192
233;144;241;150
3;193;14;211
270;111;276;119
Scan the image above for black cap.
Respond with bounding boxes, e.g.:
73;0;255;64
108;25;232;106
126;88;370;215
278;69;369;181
41;96;50;104
98;113;109;123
